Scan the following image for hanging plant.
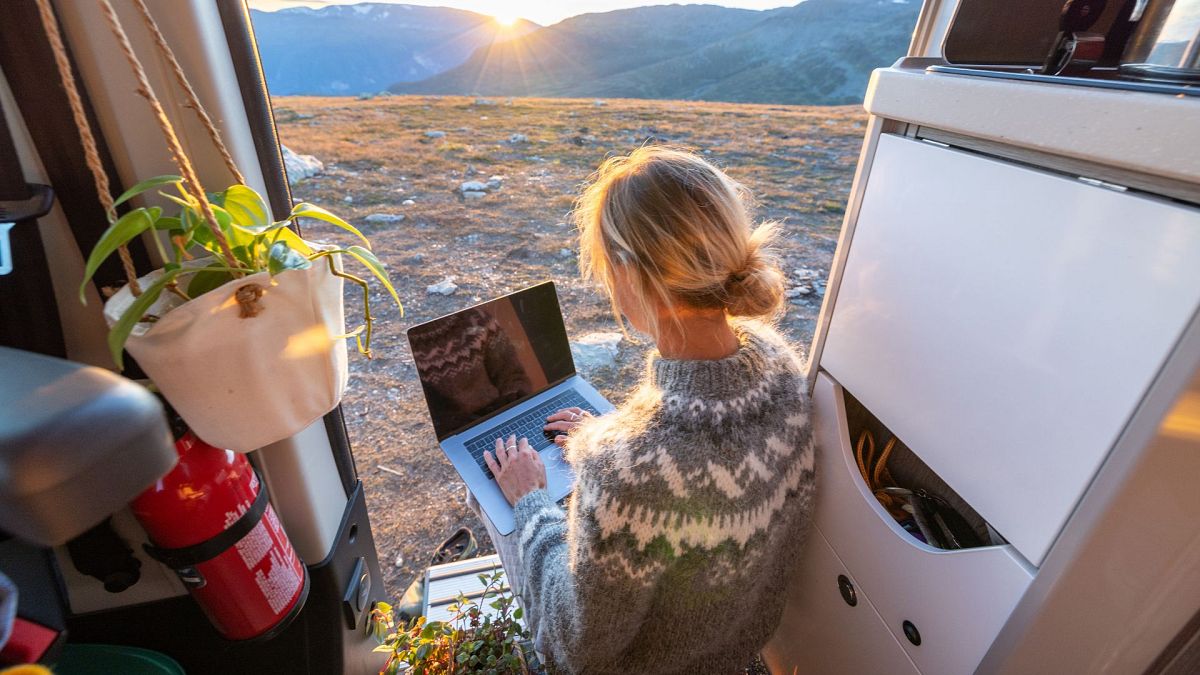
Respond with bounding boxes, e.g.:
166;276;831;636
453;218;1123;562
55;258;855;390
79;177;401;369
38;0;404;452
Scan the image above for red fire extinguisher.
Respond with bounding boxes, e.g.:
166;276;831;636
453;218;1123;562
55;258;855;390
131;431;308;641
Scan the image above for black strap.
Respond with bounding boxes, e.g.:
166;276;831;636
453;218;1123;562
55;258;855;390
143;473;272;569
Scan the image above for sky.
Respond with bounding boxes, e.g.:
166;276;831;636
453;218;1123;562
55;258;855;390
247;0;794;27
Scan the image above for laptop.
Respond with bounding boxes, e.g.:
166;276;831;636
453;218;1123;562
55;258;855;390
408;282;614;535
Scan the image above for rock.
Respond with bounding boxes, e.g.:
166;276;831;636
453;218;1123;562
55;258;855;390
593;99;607;107
424;130;446;138
508;133;528;143
402;199;416;205
460;180;488;193
364;213;405;224
486;175;503;191
465;164;478;176
793;268;818;280
342;195;354;203
787;286;813;298
570;332;622;373
474;98;496;106
462;190;487;199
558;248;574;258
281;145;323;185
427;278;458;296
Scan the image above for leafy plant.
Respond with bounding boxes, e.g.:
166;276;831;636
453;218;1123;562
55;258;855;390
79;176;402;368
371;570;539;675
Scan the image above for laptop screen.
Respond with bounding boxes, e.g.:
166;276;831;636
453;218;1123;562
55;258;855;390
408;282;576;440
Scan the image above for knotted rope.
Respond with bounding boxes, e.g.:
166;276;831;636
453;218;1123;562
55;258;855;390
33;0;141;295
129;0;245;186
95;0;242;275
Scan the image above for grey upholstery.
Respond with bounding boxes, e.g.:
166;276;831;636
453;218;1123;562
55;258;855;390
0;348;176;546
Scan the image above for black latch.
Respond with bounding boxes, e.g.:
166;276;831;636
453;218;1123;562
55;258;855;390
0;184;54;276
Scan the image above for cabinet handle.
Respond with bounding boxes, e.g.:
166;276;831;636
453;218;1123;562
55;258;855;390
837;574;858;607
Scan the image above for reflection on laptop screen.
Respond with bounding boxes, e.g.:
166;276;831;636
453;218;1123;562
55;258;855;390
408;282;575;440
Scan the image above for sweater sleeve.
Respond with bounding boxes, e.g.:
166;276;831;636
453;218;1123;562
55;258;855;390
512;478;659;672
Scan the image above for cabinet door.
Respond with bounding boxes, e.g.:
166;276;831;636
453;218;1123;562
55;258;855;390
764;528;919;675
823;134;1200;564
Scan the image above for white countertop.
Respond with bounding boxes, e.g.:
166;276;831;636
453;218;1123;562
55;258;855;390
864;62;1200;186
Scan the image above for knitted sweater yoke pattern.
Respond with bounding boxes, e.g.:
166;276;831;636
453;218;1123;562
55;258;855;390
512;319;816;675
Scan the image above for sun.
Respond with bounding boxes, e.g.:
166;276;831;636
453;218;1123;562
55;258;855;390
493;13;519;27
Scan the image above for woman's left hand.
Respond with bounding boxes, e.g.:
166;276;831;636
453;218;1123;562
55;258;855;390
484;434;547;506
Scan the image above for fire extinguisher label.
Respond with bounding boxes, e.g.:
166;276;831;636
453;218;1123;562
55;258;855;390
235;520;274;568
257;548;303;614
175;566;207;589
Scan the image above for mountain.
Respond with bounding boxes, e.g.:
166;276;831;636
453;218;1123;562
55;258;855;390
249;3;538;95
392;0;921;105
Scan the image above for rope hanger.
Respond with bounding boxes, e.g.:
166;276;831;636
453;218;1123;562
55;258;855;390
33;0;251;295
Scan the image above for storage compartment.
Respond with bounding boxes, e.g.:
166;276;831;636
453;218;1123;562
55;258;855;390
843;388;1001;551
810;373;1034;675
764;529;918;675
823;133;1200;564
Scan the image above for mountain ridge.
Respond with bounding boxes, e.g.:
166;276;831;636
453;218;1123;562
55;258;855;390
392;0;919;105
250;3;538;95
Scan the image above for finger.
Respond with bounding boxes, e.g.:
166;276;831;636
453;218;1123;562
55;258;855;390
543;420;575;432
546;407;584;422
500;434;516;467
483;450;499;476
494;437;504;455
518;437;532;453
554;434;568;447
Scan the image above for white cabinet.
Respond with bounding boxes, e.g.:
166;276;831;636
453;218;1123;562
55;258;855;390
822;134;1200;565
810;374;1033;674
764;527;919;675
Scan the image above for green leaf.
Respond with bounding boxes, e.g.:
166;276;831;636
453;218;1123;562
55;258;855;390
512;607;522;620
107;269;177;369
155;216;182;232
414;643;431;660
110;174;181;218
186;262;234;298
343;245;403;313
220;184;271;232
290;202;372;249
267;241;312;276
79;207;155;304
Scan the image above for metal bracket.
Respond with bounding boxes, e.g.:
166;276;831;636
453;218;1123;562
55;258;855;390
0;184;54;275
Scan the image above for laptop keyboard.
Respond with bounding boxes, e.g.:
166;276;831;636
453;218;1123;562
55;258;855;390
464;389;600;479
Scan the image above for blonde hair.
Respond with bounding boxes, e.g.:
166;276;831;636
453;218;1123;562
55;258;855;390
574;146;784;336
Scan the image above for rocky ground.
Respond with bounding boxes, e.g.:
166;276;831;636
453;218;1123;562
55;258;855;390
272;95;864;596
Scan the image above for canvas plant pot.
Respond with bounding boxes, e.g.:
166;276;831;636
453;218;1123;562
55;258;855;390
103;257;349;453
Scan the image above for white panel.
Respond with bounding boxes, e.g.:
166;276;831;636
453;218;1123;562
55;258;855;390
864;66;1200;184
810;374;1034;675
822;134;1200;564
764;529;919;675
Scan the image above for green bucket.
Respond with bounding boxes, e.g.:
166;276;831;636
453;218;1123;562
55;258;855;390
55;644;185;675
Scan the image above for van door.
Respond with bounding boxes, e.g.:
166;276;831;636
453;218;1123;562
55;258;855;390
0;1;386;672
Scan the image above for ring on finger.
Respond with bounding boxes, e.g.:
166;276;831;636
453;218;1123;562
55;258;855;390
505;445;517;453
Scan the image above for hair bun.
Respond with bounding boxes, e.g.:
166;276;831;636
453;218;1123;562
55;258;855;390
725;246;784;318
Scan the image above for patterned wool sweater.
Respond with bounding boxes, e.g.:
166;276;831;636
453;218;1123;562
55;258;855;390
512;319;816;675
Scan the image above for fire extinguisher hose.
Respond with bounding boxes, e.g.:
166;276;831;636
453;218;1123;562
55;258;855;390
141;472;271;570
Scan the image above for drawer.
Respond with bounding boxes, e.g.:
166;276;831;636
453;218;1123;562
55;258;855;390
822;134;1200;564
811;373;1034;675
764;527;918;675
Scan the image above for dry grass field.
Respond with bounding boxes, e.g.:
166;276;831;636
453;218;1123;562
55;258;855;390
272;95;865;595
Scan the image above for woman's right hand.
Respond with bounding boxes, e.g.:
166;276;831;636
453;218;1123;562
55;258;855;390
544;407;592;446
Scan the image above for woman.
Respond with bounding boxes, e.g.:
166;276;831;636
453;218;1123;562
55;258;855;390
478;146;815;674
